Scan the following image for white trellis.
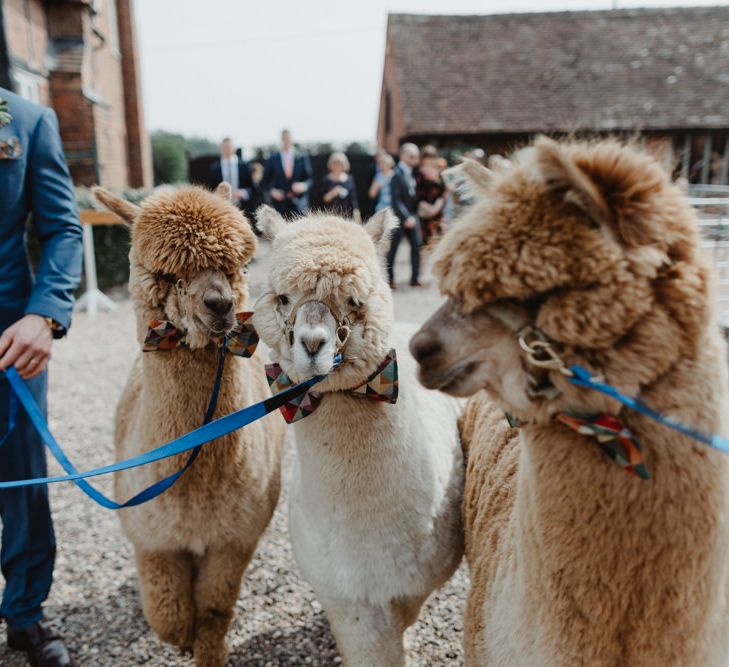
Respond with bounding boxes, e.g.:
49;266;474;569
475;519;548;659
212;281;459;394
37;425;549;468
74;210;119;316
691;185;729;328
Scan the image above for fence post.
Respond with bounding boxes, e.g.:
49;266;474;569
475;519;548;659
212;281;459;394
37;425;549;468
74;212;119;316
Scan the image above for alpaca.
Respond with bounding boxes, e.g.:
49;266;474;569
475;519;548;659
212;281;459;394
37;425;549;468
252;206;464;666
409;138;729;666
93;184;285;667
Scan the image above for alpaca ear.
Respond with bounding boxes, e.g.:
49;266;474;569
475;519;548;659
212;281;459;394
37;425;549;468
365;208;397;248
534;136;612;227
92;187;141;225
443;158;494;198
214;181;232;201
255;205;286;240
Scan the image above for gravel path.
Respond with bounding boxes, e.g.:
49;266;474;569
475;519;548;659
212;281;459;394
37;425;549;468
0;240;468;666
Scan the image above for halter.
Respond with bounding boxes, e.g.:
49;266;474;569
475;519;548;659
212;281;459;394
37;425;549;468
283;295;358;353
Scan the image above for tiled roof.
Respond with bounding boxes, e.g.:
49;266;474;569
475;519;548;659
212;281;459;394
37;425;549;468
386;7;729;135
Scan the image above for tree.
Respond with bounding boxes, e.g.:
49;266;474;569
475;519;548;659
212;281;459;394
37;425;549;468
186;136;219;158
151;131;188;184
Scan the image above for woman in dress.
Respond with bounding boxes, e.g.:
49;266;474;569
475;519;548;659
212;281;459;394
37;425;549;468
321;152;360;222
415;145;447;247
368;151;395;212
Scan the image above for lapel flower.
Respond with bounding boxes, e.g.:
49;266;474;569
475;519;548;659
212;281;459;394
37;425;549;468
0;98;11;128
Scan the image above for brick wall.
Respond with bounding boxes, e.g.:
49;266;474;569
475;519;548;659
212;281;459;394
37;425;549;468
2;0;149;188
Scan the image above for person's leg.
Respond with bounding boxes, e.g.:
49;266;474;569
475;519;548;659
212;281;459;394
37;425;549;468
386;224;404;285
0;371;56;631
406;221;422;284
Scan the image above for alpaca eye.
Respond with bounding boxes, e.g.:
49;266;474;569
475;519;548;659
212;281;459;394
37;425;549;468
278;294;289;306
348;297;361;308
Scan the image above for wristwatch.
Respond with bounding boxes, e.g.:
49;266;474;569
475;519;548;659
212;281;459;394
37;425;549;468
43;317;66;339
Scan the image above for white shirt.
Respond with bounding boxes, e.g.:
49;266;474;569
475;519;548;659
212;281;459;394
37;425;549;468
398;160;416;196
221;155;239;192
280;148;295;179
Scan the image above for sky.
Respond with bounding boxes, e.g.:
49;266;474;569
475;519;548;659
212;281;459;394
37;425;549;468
134;0;727;154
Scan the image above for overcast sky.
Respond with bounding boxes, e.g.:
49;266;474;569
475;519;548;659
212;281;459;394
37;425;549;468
134;0;726;153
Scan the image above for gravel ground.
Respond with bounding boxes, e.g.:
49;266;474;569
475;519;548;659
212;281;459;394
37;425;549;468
0;240;468;666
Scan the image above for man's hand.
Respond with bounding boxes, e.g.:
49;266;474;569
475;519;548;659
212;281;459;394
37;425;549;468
404;216;417;230
0;315;53;380
291;182;308;195
270;188;285;202
235;189;250;201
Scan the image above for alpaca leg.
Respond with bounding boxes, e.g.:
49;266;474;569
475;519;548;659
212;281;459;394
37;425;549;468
321;595;424;667
192;542;253;667
135;548;195;649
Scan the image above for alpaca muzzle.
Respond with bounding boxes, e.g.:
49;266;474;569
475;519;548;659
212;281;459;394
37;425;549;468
284;296;354;353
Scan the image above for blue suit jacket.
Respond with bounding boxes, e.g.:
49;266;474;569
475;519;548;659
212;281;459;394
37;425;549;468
0;87;82;334
262;150;313;213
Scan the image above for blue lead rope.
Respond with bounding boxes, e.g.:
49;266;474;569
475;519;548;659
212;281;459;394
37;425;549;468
0;354;340;507
568;365;729;455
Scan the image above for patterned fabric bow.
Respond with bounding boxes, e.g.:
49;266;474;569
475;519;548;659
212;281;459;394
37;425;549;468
507;412;649;480
265;349;399;423
143;312;259;358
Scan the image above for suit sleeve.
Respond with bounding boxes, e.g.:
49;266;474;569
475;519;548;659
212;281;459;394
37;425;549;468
24;108;83;332
349;175;359;211
301;153;313;191
261;157;274;192
389;173;411;223
239;161;253;199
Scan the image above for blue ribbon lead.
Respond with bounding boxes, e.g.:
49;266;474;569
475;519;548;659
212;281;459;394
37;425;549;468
568;364;729;456
0;354;341;507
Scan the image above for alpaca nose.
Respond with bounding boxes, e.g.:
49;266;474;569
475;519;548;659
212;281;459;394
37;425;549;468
300;330;327;357
410;329;442;364
204;292;234;317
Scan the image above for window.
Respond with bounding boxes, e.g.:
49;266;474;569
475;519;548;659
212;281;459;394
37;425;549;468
12;69;40;104
107;0;121;58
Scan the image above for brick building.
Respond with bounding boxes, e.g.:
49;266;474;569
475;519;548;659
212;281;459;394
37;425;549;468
378;8;729;184
0;0;152;188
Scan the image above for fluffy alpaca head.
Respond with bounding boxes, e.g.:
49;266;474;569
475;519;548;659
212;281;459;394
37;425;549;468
411;138;714;420
252;205;396;390
93;183;257;348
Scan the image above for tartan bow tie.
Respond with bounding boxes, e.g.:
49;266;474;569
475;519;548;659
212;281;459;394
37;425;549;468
143;312;259;358
265;348;399;424
507;412;649;480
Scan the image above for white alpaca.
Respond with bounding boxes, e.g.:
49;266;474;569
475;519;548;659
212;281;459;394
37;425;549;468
253;206;464;666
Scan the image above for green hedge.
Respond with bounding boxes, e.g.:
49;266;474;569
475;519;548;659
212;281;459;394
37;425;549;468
26;186;151;291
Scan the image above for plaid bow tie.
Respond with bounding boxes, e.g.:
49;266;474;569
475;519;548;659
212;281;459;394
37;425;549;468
143;312;259;358
265;349;399;423
507;412;649;480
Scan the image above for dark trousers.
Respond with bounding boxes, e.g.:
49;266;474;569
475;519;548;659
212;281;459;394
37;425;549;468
386;220;422;284
0;371;55;630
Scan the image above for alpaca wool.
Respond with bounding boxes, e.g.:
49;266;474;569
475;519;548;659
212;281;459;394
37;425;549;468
414;138;729;666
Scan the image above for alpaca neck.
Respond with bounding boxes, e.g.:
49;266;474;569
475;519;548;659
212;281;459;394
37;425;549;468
140;347;241;436
514;327;729;661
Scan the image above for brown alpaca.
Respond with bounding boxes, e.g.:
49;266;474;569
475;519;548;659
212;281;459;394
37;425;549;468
94;184;285;667
410;138;729;666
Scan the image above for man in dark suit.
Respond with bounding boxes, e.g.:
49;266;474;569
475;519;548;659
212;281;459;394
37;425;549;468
386;143;422;289
208;137;252;209
0;87;82;666
262;129;313;217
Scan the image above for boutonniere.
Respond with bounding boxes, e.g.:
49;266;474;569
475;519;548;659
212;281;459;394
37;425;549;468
0;98;12;129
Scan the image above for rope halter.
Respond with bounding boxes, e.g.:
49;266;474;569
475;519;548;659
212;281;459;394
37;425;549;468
283;295;357;353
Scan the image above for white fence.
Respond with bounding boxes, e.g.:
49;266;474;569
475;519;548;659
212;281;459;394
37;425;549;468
691;185;729;327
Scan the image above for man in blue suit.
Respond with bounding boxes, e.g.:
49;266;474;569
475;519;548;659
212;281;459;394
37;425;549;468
262;129;313;217
0;87;82;667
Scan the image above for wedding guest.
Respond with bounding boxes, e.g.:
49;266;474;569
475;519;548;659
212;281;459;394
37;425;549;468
386;143;422;290
208;137;252;209
415;145;447;247
0;86;82;667
263;129;313;217
321;152;360;222
368;152;395;212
